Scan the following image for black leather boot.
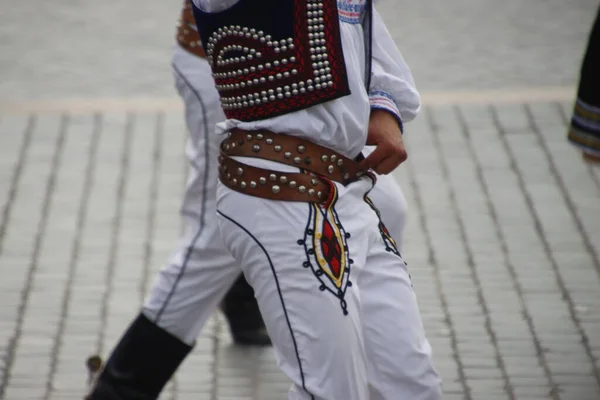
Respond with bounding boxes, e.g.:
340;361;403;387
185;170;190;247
222;274;272;346
85;314;192;400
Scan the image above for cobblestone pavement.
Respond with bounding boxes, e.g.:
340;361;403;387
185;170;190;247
1;98;600;400
0;0;598;99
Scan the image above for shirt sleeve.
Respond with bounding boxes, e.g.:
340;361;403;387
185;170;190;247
192;0;240;12
368;7;420;132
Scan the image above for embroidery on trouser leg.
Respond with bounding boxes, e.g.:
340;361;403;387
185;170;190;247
363;194;401;257
298;180;353;315
363;191;414;287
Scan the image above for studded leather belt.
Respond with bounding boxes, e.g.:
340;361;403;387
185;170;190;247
176;1;206;58
219;154;333;202
218;129;368;203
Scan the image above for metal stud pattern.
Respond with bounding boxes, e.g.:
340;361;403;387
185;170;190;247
219;152;332;201
203;0;340;112
176;2;205;56
222;131;367;187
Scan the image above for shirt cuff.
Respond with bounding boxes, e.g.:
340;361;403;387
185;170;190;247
369;90;403;133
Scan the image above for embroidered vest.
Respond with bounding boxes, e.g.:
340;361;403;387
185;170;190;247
192;0;351;121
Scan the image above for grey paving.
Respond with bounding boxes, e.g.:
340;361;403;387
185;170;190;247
0;101;599;399
0;0;598;100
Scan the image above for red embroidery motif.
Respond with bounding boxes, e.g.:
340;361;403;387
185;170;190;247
321;218;342;278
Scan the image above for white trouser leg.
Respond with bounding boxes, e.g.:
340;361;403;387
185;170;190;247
216;170;381;400
142;168;240;345
361;180;442;400
142;49;240;345
366;173;407;252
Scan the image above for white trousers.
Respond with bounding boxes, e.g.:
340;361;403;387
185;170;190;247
142;46;441;400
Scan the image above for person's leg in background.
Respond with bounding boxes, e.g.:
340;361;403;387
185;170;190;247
159;49;270;345
84;46;268;400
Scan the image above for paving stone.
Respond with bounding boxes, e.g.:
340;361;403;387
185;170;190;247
3;386;47;399
558;385;600;400
512;385;555;399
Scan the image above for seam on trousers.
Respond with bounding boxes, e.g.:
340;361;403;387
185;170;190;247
217;210;315;400
154;63;212;323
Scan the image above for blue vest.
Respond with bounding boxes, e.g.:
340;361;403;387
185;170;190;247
192;0;351;122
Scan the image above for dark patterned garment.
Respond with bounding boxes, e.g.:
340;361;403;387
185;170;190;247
569;6;600;159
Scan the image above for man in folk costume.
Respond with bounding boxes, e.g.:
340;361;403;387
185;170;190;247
85;1;441;399
569;5;600;164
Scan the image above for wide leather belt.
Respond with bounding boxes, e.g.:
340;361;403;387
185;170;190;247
218;154;333;202
218;129;368;203
176;1;207;58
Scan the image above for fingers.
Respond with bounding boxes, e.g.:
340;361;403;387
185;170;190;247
359;145;387;170
359;145;407;175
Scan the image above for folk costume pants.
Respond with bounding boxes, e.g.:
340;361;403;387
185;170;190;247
216;161;440;400
142;46;440;399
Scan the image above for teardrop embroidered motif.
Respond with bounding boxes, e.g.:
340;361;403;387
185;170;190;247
298;180;353;315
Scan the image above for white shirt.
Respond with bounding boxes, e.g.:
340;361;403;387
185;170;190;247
193;0;419;159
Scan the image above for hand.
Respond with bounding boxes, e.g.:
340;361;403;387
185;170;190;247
359;109;407;174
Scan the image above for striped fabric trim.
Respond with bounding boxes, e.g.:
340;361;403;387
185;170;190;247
369;90;403;132
569;97;600;156
573;114;600;131
575;100;600;121
577;98;600;114
568;136;600;157
568;127;600;156
337;0;365;24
